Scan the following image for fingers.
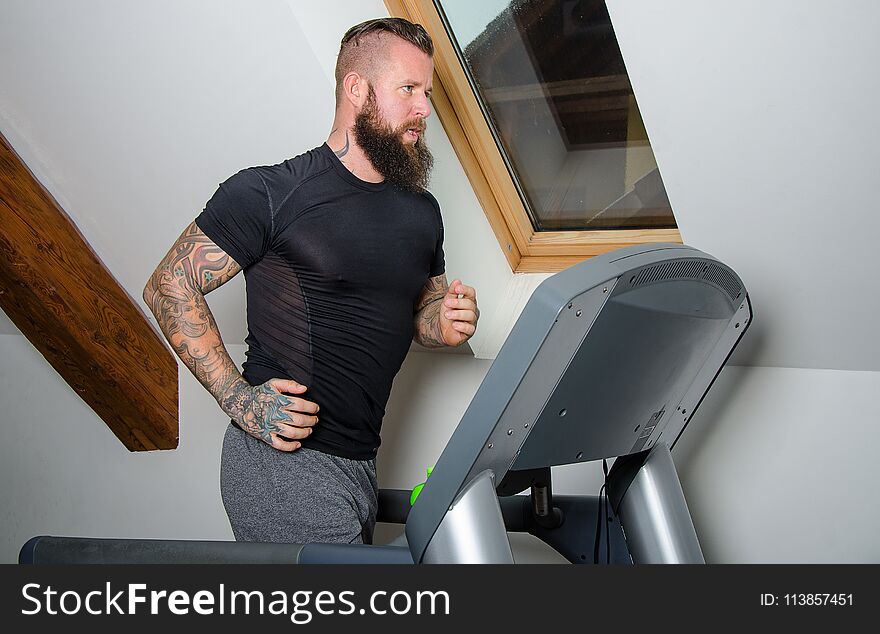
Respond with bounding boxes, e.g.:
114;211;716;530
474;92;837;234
269;434;302;452
281;396;319;415
442;309;476;323
446;279;476;301
275;399;320;449
268;378;308;395
264;421;315;452
443;297;476;309
443;296;477;311
280;409;319;428
266;379;319;414
442;296;478;330
450;321;476;336
445;279;462;301
253;378;321;452
276;420;315;439
439;281;479;345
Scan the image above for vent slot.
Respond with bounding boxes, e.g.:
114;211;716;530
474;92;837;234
703;262;742;299
630;259;743;301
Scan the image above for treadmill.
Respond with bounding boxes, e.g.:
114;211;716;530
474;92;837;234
20;243;752;564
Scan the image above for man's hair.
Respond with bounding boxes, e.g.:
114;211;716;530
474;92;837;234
335;18;434;107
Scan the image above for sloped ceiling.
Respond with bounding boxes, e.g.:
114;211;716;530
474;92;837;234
0;0;337;349
1;0;878;372
605;0;880;371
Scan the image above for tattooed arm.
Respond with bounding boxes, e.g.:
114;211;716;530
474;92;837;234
143;221;318;451
413;274;479;348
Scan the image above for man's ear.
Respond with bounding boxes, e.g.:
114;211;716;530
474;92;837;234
342;72;366;108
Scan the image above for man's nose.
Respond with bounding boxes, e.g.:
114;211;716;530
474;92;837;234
412;93;431;119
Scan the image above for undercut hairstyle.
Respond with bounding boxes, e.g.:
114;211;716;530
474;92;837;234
335;17;434;107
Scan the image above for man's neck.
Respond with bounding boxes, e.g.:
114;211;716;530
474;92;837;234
327;127;383;183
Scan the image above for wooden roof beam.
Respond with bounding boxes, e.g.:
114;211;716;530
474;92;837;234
0;132;178;451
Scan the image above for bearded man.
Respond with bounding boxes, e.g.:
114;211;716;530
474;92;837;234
143;18;479;544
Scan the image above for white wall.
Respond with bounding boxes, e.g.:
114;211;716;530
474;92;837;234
1;0;879;564
0;334;236;560
673;365;880;563
0;0;331;346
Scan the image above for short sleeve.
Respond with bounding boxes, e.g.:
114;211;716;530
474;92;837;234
195;168;272;269
425;192;446;277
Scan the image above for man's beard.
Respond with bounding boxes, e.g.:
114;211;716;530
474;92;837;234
353;87;433;193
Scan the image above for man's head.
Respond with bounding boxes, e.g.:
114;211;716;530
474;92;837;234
335;18;435;192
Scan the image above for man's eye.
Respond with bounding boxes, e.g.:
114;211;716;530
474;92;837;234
402;86;413;93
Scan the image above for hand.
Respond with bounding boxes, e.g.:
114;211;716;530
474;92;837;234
439;279;479;346
221;378;319;451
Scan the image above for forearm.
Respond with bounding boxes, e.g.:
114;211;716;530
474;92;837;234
143;266;248;416
413;298;447;348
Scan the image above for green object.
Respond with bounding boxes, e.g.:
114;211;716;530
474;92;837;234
410;466;434;505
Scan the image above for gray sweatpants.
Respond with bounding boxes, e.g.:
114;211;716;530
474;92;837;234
220;422;378;544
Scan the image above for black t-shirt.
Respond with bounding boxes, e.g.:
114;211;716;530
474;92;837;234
195;143;445;459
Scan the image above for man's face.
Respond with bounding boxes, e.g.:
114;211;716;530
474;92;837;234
352;39;434;192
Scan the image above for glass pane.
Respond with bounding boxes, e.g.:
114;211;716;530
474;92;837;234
436;0;676;231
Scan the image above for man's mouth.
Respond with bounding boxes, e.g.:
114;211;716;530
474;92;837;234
402;122;426;142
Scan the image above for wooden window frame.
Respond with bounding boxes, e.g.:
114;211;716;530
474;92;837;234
385;0;682;273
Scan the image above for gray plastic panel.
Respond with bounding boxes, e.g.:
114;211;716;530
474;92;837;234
665;294;753;450
20;537;304;564
461;281;615;485
405;244;748;564
421;470;514;564
615;444;705;563
297;544;413;564
518;269;735;467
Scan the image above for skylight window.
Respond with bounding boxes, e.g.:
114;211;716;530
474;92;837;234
387;0;681;271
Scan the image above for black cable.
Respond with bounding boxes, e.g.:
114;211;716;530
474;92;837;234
603;458;613;564
593;482;605;564
593;459;616;564
605;490;612;563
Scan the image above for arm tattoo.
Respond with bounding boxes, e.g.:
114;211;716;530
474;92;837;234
413;274;448;348
144;221;252;416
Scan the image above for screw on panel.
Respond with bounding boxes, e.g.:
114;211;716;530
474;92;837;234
604;287;609;292
559;409;567;417
576;452;583;460
524;423;529;428
568;303;573;309
576;310;582;317
735;322;740;328
487;443;493;449
507;429;513;435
